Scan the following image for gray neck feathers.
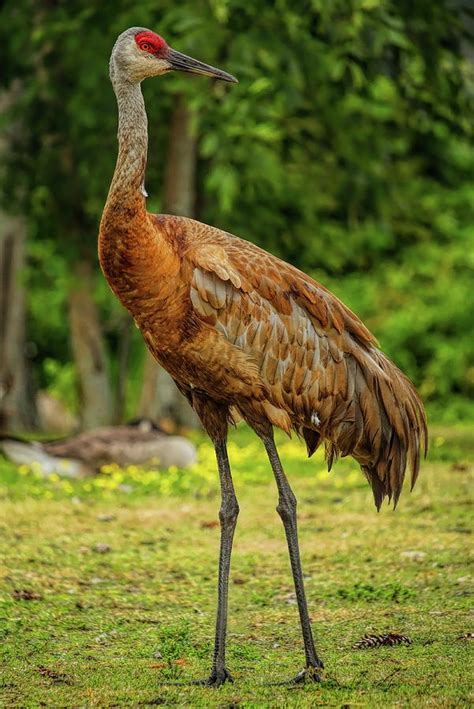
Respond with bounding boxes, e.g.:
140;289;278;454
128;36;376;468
108;68;148;208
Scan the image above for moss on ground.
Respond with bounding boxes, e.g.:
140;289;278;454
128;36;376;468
0;425;472;707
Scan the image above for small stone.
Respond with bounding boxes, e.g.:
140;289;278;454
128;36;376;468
126;586;141;594
95;633;109;644
93;543;111;554
401;550;426;561
97;513;116;522
118;484;133;494
153;650;163;659
90;577;107;585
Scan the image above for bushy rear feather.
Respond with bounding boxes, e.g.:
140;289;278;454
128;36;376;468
324;348;427;510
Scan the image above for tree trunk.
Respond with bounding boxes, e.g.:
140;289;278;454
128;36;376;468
68;260;113;429
0;214;37;432
0;85;37;433
115;314;133;424
163;93;197;216
138;93;199;429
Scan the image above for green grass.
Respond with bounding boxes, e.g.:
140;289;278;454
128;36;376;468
0;424;473;707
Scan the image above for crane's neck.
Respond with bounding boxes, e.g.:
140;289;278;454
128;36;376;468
105;78;148;217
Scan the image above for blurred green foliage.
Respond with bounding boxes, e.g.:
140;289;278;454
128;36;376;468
0;0;473;419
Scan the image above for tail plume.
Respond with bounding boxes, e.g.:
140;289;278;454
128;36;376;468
331;348;428;510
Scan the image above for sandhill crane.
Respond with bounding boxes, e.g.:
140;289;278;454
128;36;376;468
99;27;427;686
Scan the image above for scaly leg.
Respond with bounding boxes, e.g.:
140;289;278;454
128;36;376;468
263;434;324;683
196;439;239;686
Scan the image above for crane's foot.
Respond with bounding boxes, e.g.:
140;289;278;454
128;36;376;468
292;659;324;684
268;659;324;686
192;667;234;687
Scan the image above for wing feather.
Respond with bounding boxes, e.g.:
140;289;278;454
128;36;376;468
179;218;426;509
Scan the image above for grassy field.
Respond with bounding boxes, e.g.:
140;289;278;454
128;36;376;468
0;424;472;707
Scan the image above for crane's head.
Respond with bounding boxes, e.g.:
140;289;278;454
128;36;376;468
110;27;237;85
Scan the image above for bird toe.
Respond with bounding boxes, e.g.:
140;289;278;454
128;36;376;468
193;667;234;687
290;661;324;685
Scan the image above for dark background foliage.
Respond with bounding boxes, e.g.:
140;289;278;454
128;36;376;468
0;0;473;429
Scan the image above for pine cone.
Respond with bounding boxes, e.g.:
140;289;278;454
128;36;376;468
352;632;412;649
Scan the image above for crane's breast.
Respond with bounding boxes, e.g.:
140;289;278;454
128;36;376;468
99;213;184;327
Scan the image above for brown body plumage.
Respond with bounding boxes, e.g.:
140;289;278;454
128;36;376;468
98;27;427;685
100;212;426;509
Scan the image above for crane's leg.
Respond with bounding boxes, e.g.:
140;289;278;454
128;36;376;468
189;393;238;686
194;438;239;686
263;434;324;683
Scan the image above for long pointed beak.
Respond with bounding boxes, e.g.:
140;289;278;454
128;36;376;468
166;48;238;83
